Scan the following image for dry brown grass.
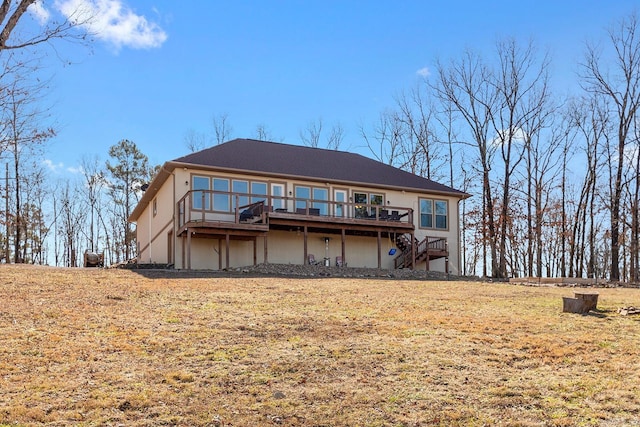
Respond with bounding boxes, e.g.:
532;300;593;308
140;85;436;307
1;265;640;426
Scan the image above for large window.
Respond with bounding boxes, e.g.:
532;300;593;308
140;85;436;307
353;192;368;218
271;183;285;210
295;186;311;210
420;198;448;229
312;188;329;215
193;176;269;212
213;178;230;211
334;189;347;217
251;182;268;203
192;176;210;210
353;191;384;218
370;193;383;216
232;180;249;209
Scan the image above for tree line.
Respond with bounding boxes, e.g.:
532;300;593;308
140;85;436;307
356;13;640;281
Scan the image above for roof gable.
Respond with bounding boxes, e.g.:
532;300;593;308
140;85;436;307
174;139;467;196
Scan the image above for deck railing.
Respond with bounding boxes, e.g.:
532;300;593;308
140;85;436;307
177;190;413;228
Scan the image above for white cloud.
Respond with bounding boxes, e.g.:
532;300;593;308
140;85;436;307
66;165;83;174
491;127;528;147
54;0;167;50
43;159;64;173
416;67;431;78
28;1;51;25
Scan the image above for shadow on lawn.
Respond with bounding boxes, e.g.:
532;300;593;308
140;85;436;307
585;309;609;318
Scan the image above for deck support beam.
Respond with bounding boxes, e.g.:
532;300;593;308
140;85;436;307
186;229;192;270
303;226;308;264
253;238;257;266
341;228;346;266
225;233;230;269
426;243;430;271
264;235;268;264
377;231;382;269
410;231;415;270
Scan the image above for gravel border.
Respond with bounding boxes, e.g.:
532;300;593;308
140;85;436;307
122;262;478;281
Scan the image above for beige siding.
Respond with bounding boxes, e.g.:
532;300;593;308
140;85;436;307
136;173;175;264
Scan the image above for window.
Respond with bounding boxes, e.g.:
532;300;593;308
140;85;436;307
312;188;329;215
251;182;268;203
271;183;285;210
420;199;433;228
213;178;230;211
353;191;384;218
334;189;347;217
192;176;210;210
420;198;448;229
370;193;383;217
295;186;311;210
353;192;368;218
435;200;447;229
232;180;249;209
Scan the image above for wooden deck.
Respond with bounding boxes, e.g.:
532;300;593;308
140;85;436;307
175;191;446;270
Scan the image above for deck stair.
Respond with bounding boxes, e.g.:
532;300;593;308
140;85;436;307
394;234;448;269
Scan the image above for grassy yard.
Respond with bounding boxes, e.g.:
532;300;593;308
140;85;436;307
1;265;639;426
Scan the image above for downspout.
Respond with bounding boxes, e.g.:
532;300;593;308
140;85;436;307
457;197;462;276
172;169;177;268
148;199;152;262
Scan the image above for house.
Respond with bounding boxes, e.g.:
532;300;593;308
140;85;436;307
128;139;470;273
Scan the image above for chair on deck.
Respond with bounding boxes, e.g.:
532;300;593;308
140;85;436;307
308;254;320;265
335;256;346;267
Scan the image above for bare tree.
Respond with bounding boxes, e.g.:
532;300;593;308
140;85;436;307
359;110;406;167
58;180;86;267
80;155;106;254
212;112;232;145
300;118;344;150
0;55;54;263
254;123;273;141
434;49;498;277
300;118;323;148
395;84;445;180
580;12;640;281
0;0;90;52
326;122;344;150
565;95;609;279
183;128;207;153
489;38;551;278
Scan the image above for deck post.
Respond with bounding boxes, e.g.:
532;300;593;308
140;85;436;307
410;231;415;270
377;231;382;269
341;228;346;266
182;233;186;269
253;238;257;266
186;229;192;270
264;235;268;264
303;225;308;264
426;241;430;271
225;233;230;269
201;193;205;222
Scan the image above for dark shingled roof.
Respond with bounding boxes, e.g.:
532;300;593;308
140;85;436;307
174;138;467;196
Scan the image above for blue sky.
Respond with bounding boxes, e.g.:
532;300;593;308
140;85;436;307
36;0;639;173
